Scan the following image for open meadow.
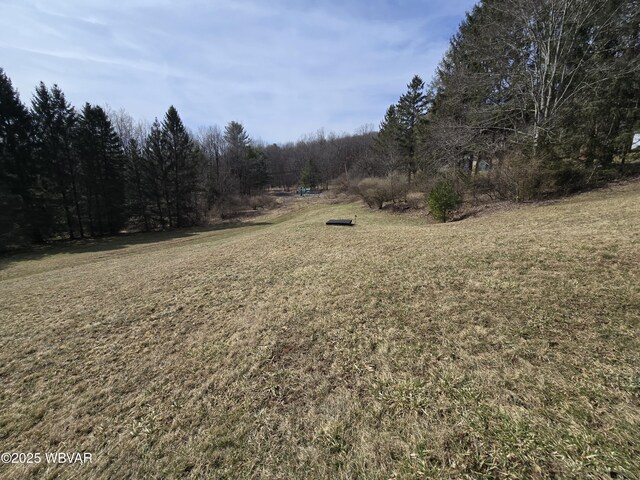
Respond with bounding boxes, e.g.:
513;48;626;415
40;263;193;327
1;182;639;479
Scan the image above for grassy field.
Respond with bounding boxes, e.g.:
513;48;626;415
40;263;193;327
1;183;639;479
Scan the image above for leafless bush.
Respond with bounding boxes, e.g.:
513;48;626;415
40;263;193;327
210;195;245;219
405;192;424;210
333;173;363;195
357;173;409;209
411;170;437;193
488;154;546;201
248;195;277;210
386;172;409;204
358;178;387;209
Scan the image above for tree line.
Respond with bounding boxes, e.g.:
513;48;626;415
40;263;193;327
0;74;208;248
0;70;376;250
375;0;639;199
2;0;638;246
263;128;376;190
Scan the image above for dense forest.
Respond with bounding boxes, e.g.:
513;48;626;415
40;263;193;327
376;0;639;198
1;0;638;250
0;73;375;249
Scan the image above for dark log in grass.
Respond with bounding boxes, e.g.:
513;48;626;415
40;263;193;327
326;219;354;226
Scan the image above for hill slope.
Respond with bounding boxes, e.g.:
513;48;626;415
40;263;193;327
1;183;639;479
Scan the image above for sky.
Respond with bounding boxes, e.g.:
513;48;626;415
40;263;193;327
0;0;477;144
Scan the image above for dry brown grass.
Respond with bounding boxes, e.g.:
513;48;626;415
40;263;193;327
1;183;639;479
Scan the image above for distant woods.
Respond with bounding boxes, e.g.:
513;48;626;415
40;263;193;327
0;70;375;249
1;0;639;247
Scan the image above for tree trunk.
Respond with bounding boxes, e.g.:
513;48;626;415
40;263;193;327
60;190;75;240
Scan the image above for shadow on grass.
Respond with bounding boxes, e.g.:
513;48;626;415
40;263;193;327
0;221;273;272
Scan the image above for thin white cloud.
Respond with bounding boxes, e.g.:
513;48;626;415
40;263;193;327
0;0;477;142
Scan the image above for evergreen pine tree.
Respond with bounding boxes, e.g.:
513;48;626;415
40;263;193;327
374;105;403;174
123;136;151;231
249;147;270;191
0;69;34;248
161;106;200;227
143;119;170;228
31;83;83;239
76;103;126;235
224;121;252;194
300;159;320;189
396;75;429;181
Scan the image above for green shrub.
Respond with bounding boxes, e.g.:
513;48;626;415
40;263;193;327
427;180;461;223
545;160;588;195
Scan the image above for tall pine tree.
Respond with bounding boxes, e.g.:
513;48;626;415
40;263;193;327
161;106;200;227
76;103;126;235
0;69;33;248
375;76;430;182
224;121;252;194
374;105;403;175
31;83;83;239
143;119;171;229
396;75;429;181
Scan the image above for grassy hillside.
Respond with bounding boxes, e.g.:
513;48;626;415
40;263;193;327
1;183;639;479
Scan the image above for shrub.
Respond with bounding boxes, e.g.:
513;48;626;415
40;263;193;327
427;179;461;222
487;154;600;200
357;173;409;209
412;170;436;192
545;160;588;195
248;194;277;210
358;178;387;209
211;195;245;219
488;154;545;201
385;172;409;204
405;192;424;210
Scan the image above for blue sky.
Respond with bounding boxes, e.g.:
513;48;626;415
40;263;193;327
0;0;476;143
